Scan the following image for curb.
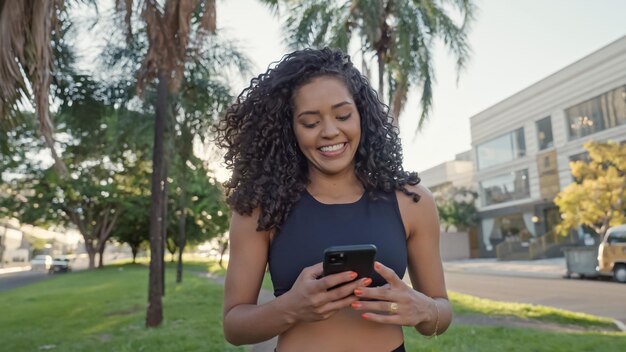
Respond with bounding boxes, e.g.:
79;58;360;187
614;319;626;332
443;266;564;280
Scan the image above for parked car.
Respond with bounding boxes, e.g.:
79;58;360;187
597;225;626;283
30;255;53;271
48;257;72;274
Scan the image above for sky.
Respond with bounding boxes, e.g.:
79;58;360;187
217;0;626;173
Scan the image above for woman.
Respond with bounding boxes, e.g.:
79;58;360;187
216;48;451;352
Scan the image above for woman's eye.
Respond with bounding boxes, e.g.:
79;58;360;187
337;113;352;121
303;121;319;128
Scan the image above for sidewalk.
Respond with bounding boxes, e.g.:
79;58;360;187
0;264;31;275
442;257;566;279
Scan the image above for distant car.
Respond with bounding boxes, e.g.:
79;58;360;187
31;255;53;271
597;225;626;283
48;257;72;274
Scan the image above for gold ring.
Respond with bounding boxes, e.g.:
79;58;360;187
389;302;398;314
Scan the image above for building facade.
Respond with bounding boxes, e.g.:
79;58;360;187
419;150;474;195
470;36;626;257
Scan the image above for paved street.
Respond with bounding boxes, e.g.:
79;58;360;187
0;270;52;292
444;271;626;325
0;252;132;292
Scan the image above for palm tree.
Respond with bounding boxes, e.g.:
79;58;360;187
114;0;217;327
0;0;68;176
271;0;475;131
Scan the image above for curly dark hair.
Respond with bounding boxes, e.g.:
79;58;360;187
214;47;420;231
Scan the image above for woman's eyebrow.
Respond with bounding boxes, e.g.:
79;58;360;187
296;101;353;119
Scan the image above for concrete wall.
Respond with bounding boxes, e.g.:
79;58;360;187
440;231;470;261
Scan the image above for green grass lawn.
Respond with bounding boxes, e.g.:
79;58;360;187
2;260;624;352
0;262;241;352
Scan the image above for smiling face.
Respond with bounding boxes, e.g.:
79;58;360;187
292;75;361;178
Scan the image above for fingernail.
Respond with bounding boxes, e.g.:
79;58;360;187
354;289;363;296
361;313;369;319
362;278;372;286
374;262;381;270
351;302;361;309
349;271;358;280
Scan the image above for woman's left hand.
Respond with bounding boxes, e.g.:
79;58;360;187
351;261;434;326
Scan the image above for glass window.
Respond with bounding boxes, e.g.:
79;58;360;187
569;152;590;163
567;85;626;140
608;231;626;244
479;169;530;206
477;128;526;170
536;116;553;150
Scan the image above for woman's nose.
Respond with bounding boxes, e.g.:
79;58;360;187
320;120;340;138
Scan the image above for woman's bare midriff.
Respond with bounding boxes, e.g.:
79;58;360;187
276;307;404;352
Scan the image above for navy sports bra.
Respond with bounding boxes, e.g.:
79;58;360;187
268;190;408;297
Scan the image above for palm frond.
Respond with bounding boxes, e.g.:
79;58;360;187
278;0;474;133
0;0;69;176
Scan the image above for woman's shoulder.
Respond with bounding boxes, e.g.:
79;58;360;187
230;207;273;240
395;184;435;209
395;184;439;239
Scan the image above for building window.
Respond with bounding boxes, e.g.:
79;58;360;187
479;169;530;206
476;128;526;170
569;152;590;163
536;116;553;150
566;85;626;140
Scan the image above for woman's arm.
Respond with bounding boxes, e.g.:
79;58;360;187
403;184;452;336
223;209;366;345
222;208;294;345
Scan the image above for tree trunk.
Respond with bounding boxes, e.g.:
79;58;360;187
390;77;407;128
97;244;105;268
146;71;168;328
131;244;138;264
219;239;228;269
161;163;168;297
85;242;96;269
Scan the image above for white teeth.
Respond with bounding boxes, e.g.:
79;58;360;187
319;143;345;152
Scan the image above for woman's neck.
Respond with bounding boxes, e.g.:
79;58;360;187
306;169;364;203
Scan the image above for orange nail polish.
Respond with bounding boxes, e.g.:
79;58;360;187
375;262;382;270
349;271;358;280
351;302;361;309
363;278;372;286
361;313;369;319
354;289;363;296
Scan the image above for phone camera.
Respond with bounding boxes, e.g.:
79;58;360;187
328;252;345;265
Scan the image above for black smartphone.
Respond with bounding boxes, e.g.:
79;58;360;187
323;244;377;279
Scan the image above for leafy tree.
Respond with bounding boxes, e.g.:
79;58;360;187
165;154;229;280
168;44;243;282
555;141;626;240
1;66;154;269
115;191;151;264
435;186;478;232
268;0;474;130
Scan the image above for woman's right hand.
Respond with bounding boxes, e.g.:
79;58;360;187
282;262;372;323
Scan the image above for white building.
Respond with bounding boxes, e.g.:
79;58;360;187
0;222;28;264
470;36;626;257
419;151;476;260
419;150;474;195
